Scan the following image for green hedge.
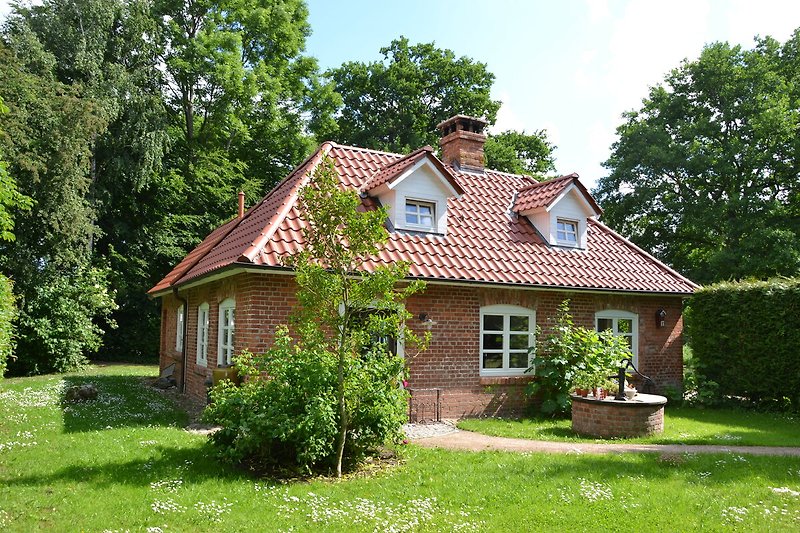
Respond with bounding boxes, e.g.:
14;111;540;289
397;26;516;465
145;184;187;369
0;274;15;377
684;278;800;409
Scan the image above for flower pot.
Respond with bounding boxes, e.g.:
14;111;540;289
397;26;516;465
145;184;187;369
624;388;637;400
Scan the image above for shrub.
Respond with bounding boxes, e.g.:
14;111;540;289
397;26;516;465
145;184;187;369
0;274;15;376
527;300;632;416
684;278;800;411
12;267;117;375
203;326;409;474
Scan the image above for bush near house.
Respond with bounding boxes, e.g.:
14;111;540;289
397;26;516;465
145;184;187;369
0;273;15;376
684;278;800;411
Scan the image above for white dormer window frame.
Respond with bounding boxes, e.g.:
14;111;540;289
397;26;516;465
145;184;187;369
556;218;579;246
217;298;235;367
405;199;436;231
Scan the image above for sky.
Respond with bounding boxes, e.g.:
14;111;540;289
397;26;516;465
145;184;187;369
2;0;800;188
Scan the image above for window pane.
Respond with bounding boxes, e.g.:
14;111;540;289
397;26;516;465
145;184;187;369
482;352;503;369
419;205;432;215
483;315;503;331
420;215;433;227
509;352;528;368
617;318;633;334
597;318;613;331
406;213;418;224
482;333;503;350
623;335;633;349
509;315;529;331
509;334;529;350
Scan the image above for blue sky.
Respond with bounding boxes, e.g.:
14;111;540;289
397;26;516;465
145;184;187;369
2;0;799;188
306;0;800;188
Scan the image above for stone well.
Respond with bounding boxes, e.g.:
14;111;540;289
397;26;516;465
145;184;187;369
571;393;667;438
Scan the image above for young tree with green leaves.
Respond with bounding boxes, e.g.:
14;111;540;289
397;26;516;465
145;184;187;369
596;32;800;283
205;157;427;476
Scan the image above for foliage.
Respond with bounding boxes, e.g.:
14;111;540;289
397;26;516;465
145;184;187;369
684;277;800;412
596;33;800;283
0;274;15;376
0;96;32;242
484;129;556;175
527;300;632;416
12;267;117;375
205;157;427;476
4;366;800;532
321;37;500;153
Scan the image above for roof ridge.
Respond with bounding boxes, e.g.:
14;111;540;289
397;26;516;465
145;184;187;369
326;141;406;158
589;219;700;289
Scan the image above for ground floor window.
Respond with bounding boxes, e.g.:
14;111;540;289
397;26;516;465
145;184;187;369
197;303;209;367
218;298;235;366
595;309;638;366
480;304;535;375
175;305;184;352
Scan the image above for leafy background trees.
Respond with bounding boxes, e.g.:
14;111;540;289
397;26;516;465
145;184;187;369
595;32;800;284
0;1;558;375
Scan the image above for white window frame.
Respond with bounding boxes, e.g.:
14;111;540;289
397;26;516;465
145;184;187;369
175;305;184;352
595;310;639;366
196;302;209;367
479;304;536;376
556;218;579;246
217;298;236;367
404;199;436;231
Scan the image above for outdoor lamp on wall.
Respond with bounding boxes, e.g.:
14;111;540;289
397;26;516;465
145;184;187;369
656;309;667;328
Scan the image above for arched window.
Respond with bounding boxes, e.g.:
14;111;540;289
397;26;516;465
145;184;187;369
595;310;639;366
175;305;185;352
196;303;209;367
480;304;536;375
217;298;236;366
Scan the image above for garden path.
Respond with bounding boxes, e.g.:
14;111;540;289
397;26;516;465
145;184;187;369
410;425;800;456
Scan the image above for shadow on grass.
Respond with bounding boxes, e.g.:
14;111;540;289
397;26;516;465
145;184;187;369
0;444;254;490
61;374;189;433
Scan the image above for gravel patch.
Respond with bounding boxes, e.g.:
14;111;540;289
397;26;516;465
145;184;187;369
403;420;459;439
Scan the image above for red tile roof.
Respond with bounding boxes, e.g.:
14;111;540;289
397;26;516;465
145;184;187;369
513;173;602;214
149;142;697;296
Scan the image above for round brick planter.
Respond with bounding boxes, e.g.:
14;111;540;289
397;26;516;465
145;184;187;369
571;393;667;438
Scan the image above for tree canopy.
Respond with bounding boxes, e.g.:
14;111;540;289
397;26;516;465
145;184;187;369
319;37;501;153
484;129;556;175
595;33;800;283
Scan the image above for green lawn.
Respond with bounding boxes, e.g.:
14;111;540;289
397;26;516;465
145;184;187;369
457;406;800;447
1;365;799;531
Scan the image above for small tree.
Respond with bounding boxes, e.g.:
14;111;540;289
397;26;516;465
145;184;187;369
527;300;632;416
205;157;427;476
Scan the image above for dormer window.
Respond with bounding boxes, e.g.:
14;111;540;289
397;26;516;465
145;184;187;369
556;219;578;246
405;200;435;231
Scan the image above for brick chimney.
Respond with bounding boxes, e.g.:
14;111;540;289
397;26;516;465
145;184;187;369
436;115;489;172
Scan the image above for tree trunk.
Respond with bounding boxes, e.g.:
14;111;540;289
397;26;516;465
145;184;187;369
335;347;346;477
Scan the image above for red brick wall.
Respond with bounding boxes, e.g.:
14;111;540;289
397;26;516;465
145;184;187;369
571;397;665;437
158;274;685;417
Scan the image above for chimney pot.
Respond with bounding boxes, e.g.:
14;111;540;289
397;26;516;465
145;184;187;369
237;191;245;218
436;114;489;172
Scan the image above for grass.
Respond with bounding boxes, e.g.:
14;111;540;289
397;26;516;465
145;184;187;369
0;365;798;531
457;406;800;447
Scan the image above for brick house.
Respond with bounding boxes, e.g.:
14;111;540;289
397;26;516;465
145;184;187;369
149;115;696;419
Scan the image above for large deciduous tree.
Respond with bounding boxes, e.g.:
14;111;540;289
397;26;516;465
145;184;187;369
320;37;501;153
484;129;556;175
595;33;800;283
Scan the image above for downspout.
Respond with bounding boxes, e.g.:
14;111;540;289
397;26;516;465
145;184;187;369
173;287;189;394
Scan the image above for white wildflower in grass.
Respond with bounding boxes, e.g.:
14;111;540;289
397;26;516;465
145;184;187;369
578;478;613;502
146;527;166;533
697;471;712;481
139;440;158;447
272;491;481;531
721;506;748;523
151;499;186;514
150;479;183;494
193;500;233;523
715;433;742;442
770;487;800;497
0;429;38;452
0;381;65;408
0;509;9;528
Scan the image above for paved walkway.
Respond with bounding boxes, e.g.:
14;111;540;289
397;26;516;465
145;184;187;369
411;427;800;457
